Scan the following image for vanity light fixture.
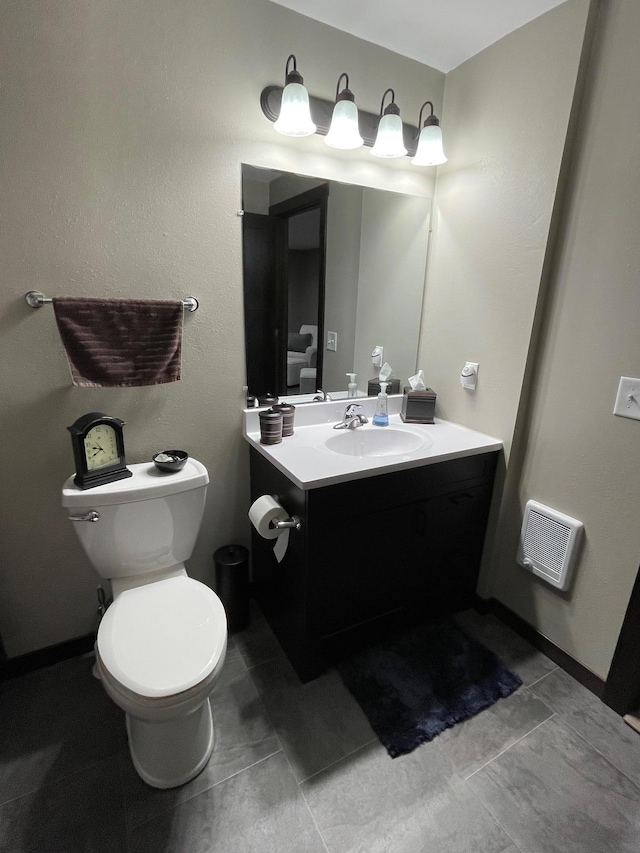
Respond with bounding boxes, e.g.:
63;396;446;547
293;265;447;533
370;89;408;159
260;58;442;163
411;101;447;166
273;54;317;137
324;73;363;150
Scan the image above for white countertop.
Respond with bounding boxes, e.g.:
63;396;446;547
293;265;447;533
243;396;503;490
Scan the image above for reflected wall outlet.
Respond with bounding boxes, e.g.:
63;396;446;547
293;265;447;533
613;376;640;421
327;331;338;352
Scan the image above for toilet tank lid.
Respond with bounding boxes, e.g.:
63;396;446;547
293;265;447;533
62;458;209;507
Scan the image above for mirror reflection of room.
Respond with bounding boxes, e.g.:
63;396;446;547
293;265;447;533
285;208;321;395
242;165;431;401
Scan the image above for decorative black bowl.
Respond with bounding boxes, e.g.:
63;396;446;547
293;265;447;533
152;449;188;473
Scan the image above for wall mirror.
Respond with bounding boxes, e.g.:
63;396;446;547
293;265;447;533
241;164;431;400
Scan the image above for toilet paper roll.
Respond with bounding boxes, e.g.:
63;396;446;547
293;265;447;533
248;495;290;563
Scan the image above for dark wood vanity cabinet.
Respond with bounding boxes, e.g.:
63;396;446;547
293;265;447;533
250;448;498;682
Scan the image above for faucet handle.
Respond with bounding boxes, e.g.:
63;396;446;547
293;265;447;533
333;402;367;429
313;389;332;402
344;403;363;417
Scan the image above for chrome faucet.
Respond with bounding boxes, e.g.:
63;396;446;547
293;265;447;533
333;403;369;430
313;389;332;402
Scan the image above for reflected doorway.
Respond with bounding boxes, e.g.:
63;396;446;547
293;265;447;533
242;183;328;398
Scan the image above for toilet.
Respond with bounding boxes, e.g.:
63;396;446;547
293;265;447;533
62;457;227;789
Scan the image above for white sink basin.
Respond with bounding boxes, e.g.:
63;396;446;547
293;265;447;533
324;427;431;458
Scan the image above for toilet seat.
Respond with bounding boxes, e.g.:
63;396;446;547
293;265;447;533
97;575;227;699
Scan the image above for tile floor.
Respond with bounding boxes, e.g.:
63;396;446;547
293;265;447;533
2;606;640;852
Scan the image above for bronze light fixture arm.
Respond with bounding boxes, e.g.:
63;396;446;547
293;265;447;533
418;100;441;130
379;87;400;117
283;54;303;86
335;73;354;102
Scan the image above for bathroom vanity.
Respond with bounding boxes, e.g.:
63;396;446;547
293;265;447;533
244;398;502;682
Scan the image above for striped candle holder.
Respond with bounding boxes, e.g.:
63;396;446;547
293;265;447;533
259;410;283;445
271;403;296;436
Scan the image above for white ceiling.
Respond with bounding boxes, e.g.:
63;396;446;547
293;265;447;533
268;0;568;72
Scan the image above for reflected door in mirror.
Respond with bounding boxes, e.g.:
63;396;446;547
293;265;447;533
242;213;277;396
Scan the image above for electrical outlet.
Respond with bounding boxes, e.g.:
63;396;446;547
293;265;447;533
371;345;384;366
327;331;338;352
460;362;479;391
613;376;640;421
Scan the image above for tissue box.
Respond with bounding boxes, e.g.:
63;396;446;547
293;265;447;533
400;387;437;423
367;378;401;396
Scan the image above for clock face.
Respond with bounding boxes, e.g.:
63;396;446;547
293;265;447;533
83;424;119;471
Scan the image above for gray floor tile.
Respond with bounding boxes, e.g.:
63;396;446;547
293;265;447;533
303;739;513;853
128;752;326;853
122;654;281;830
0;672;44;723
250;656;375;781
439;686;553;778
0;656;126;803
532;667;640;789
455;610;557;686
468;715;640;853
223;643;244;666
0;755;126;853
0;654;99;723
233;600;285;668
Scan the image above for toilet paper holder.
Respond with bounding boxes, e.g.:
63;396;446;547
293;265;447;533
269;515;301;531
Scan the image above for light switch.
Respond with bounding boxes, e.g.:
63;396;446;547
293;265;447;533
613;376;640;421
327;331;338;352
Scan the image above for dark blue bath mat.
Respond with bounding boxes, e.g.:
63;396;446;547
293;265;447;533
337;619;522;758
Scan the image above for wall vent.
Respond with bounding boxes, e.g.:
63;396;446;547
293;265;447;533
517;500;583;591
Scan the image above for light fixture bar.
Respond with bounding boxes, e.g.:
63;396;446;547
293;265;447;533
260;85;420;157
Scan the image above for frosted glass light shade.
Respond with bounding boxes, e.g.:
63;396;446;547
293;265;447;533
324;100;363;149
411;124;447;166
370;113;407;158
274;82;316;137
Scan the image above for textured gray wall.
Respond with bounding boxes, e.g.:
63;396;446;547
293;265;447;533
0;0;441;656
419;0;590;461
489;0;640;679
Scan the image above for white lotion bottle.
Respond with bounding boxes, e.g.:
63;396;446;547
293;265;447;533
346;373;357;398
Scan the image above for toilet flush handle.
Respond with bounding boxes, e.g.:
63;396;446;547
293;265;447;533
69;511;100;523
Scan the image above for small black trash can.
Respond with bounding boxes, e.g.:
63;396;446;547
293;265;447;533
214;544;250;633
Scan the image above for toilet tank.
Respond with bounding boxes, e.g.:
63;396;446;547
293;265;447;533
62;459;209;580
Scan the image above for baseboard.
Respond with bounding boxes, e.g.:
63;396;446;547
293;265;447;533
623;713;640;735
0;633;95;681
475;596;606;701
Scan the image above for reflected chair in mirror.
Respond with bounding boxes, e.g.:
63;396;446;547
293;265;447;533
287;324;317;388
299;361;317;394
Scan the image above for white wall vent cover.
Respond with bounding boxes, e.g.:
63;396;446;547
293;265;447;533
517;500;584;591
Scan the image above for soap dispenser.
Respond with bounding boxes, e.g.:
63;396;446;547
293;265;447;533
346;373;357;398
373;382;389;426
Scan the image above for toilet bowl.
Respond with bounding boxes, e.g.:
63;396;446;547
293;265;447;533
62;458;228;789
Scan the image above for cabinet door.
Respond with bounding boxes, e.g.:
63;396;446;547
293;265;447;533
313;482;493;638
409;483;493;601
313;501;415;637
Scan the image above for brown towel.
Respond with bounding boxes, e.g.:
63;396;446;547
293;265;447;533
53;297;183;387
